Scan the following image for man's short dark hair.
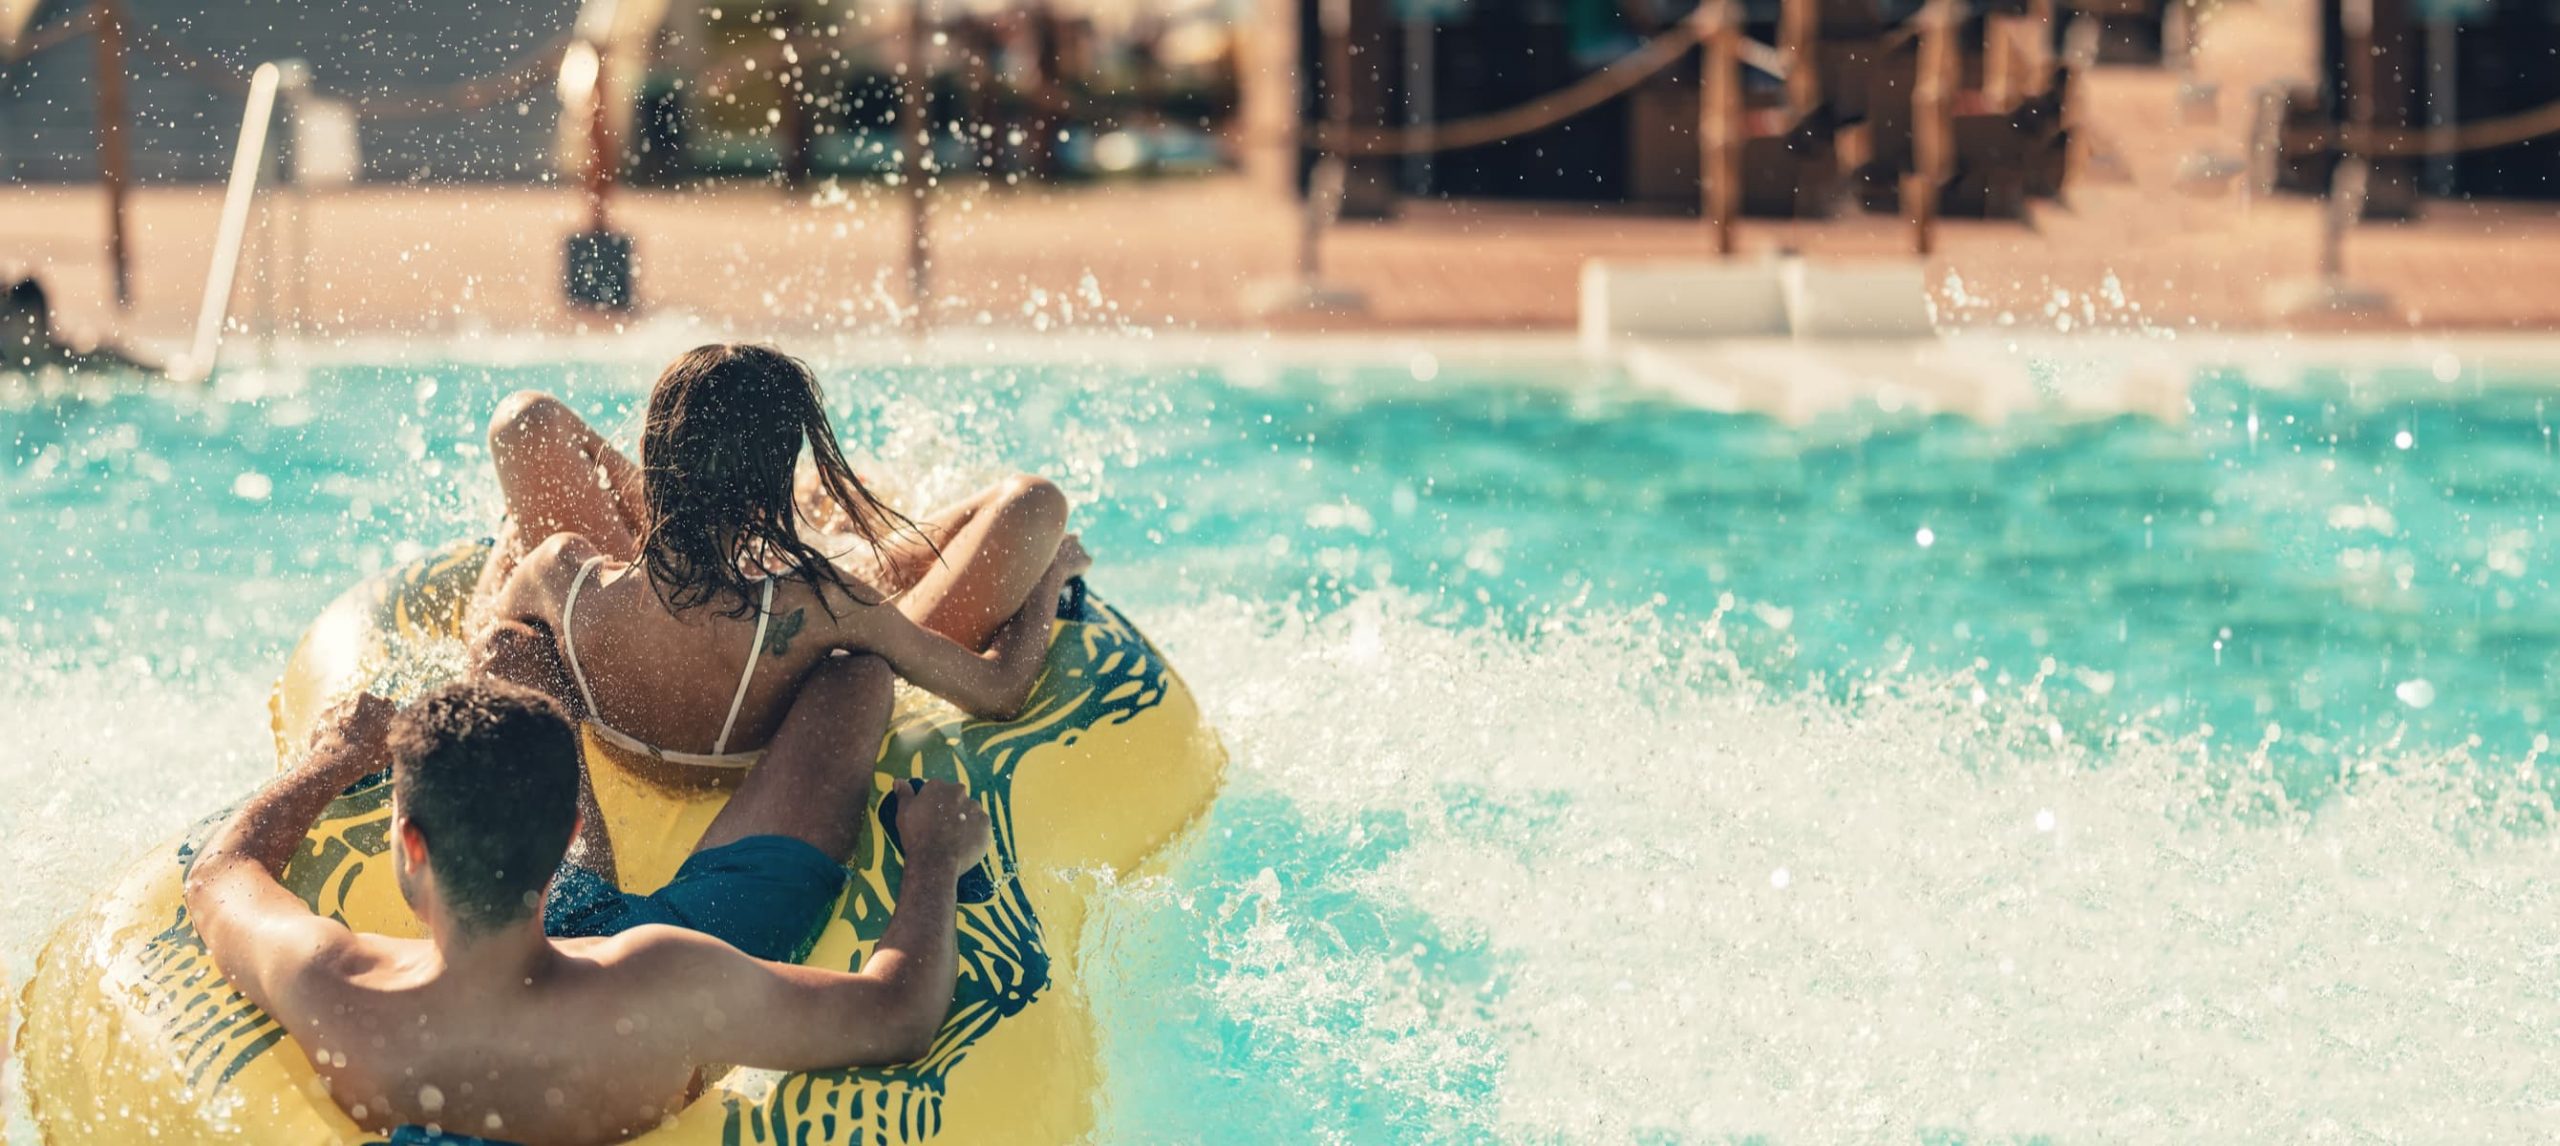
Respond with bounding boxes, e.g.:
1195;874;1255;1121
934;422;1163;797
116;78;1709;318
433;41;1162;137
387;679;581;930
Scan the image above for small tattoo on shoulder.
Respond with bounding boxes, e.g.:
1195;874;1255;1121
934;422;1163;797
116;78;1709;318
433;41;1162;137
764;607;807;658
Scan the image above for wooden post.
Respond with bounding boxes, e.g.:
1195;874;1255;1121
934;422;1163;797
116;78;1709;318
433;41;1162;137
1780;0;1820;117
1321;0;1354;170
901;0;931;327
1698;0;1739;256
93;0;134;310
1334;0;1398;217
2026;0;2055;98
1907;0;1954;255
1237;0;1295;195
778;11;814;187
583;43;617;232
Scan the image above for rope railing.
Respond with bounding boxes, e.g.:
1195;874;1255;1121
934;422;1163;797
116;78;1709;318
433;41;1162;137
691;16;1748;162
1300;17;1744;157
1366;13;1820;159
10;8;94;57
127;23;579;119
21;0;1829;166
688;32;900;99
349;34;575;119
2288;98;2560;159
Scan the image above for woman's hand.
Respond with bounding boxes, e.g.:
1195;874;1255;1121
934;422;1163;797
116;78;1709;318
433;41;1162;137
1050;534;1091;581
862;534;1088;724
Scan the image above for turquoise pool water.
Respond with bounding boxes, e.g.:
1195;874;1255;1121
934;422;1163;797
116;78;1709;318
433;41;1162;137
5;354;2559;1140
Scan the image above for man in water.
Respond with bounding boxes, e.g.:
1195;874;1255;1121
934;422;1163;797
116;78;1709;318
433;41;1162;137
3;274;157;375
182;660;984;1145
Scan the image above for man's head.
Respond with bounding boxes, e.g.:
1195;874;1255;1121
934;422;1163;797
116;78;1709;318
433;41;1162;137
386;679;582;934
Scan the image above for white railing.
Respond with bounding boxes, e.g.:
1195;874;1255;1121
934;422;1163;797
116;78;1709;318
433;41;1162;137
173;61;281;383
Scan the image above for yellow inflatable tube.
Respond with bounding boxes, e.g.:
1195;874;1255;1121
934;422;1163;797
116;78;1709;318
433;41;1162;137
18;540;1226;1144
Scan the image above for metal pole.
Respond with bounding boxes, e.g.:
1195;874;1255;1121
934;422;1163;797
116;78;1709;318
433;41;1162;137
93;0;134;310
1312;0;1355;270
902;0;931;328
1322;0;1353;151
1910;0;1953;255
1301;153;1343;281
277;64;308;342
254;183;274;368
1402;9;1433;195
2331;0;2374;275
2026;0;2056;98
2424;11;2455;196
287;166;309;336
779;12;813;187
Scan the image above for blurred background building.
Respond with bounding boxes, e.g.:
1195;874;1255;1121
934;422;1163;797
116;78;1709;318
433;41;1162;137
5;0;2554;210
0;0;1238;185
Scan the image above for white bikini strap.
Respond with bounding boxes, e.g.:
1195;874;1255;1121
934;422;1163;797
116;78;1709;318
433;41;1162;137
713;577;776;755
559;556;605;722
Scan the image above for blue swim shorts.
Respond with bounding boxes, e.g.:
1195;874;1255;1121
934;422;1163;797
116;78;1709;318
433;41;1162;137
543;834;847;964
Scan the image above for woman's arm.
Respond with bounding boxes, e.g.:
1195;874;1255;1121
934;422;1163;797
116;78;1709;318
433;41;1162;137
857;483;1005;596
486;391;646;557
844;540;1084;722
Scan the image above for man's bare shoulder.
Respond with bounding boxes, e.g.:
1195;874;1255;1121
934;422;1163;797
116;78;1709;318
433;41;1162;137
277;931;425;1001
557;924;747;978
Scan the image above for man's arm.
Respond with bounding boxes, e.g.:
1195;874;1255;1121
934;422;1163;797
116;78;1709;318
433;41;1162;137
181;696;391;1017
650;781;989;1071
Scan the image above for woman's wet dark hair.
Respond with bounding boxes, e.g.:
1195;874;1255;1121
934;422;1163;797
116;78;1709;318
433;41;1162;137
636;343;920;619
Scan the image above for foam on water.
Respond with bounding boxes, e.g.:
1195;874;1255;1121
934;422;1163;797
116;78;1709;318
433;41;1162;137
0;664;274;983
1087;597;2560;1143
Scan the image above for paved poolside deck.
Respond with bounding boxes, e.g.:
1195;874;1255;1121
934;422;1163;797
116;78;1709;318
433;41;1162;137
10;168;2555;352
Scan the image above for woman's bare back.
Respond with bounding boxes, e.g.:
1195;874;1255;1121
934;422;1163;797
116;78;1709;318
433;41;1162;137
500;536;884;765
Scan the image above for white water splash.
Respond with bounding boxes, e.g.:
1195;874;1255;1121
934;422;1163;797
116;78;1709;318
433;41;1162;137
1096;593;2560;1143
